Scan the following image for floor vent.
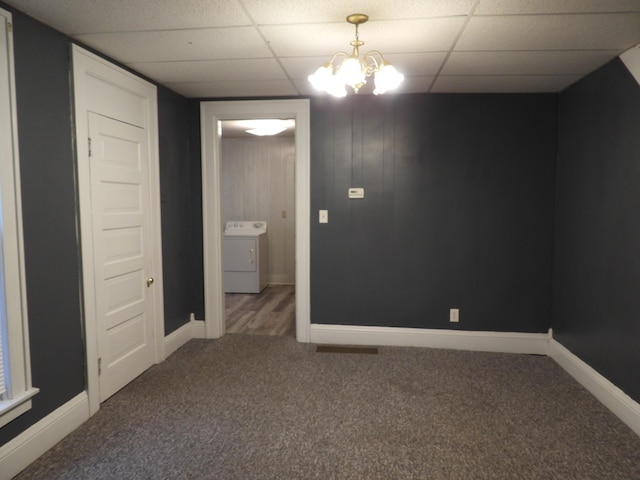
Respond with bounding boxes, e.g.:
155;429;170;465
316;345;379;355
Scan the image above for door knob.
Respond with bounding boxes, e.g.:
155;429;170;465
146;277;155;287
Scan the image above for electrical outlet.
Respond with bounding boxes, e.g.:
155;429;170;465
319;210;328;223
450;308;459;323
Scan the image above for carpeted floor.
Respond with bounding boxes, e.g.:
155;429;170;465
14;334;640;479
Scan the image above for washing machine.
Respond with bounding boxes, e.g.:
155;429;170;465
223;221;268;293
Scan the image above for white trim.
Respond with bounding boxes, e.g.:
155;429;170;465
309;324;550;355
164;320;194;358
200;99;311;343
620;43;640;86
0;388;37;429
192;319;206;339
549;337;640;437
72;45;164;415
0;392;89;480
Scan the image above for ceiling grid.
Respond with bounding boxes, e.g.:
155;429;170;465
3;0;640;97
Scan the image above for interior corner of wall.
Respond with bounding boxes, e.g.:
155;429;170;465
620;43;640;86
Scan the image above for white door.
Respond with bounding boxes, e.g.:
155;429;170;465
88;112;155;402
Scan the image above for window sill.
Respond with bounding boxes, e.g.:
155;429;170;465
0;388;39;428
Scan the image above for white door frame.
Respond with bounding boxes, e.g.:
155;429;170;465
200;100;310;342
73;46;165;415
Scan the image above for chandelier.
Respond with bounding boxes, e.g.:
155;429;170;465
308;14;404;97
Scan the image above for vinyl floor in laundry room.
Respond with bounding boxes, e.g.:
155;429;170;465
225;284;295;337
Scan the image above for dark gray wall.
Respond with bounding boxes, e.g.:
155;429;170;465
0;4;198;445
553;58;640;403
0;7;85;444
310;94;557;332
158;87;202;334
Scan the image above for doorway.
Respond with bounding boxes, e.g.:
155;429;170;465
220;119;296;337
200;100;310;342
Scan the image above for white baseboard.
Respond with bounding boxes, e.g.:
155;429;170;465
549;337;640;437
267;275;294;285
309;324;549;355
0;392;89;480
164;316;207;357
164;320;195;358
192;319;206;339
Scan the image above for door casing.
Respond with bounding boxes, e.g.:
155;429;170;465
200;100;311;342
73;46;164;415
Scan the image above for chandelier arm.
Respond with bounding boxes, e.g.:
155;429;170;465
359;50;384;77
363;50;386;68
328;51;350;65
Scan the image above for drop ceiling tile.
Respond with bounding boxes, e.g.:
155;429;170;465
279;57;338;81
457;14;640;51
431;75;582;93
260;24;353;57
292;78;325;96
442;50;618;75
3;0;251;34
165;79;299;98
395;76;437;94
243;0;475;25
475;0;640;15
262;17;465;57
73;27;272;63
127;59;287;84
386;52;449;76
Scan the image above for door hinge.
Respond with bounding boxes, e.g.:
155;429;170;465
98;357;102;376
8;22;12;33
88;137;92;157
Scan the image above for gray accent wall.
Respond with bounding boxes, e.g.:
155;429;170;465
0;7;85;445
310;94;557;332
553;58;640;403
0;4;197;444
158;87;202;334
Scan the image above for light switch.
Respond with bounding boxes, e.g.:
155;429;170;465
319;210;328;223
348;187;365;199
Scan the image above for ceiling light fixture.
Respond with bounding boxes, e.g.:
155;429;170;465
237;119;289;136
308;13;404;97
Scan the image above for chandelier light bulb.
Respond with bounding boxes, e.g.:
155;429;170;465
373;63;405;95
308;65;333;91
326;75;348;97
338;57;366;90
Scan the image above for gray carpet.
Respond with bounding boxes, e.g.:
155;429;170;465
15;334;640;479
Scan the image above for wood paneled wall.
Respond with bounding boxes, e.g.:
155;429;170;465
554;58;640;403
221;136;295;285
310;94;557;332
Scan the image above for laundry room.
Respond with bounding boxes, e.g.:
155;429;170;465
220;119;296;335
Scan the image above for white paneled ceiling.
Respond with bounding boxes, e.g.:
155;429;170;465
4;0;640;97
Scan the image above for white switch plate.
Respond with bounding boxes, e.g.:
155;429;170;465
348;187;364;199
450;308;459;323
319;210;328;223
